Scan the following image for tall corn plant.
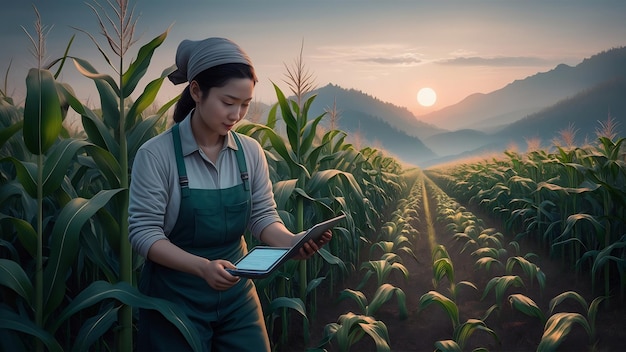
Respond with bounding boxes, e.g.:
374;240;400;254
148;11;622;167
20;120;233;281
68;1;178;349
3;10;62;350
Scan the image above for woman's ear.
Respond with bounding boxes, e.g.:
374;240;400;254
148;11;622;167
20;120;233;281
189;81;202;103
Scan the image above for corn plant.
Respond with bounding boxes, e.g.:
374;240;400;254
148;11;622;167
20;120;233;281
505;256;546;293
538;290;606;351
370;220;417;261
431;244;477;300
317;312;391;352
357;258;409;290
338;283;408;320
68;1;179;348
507;293;546;324
419;290;460;332
434;318;499;352
481;275;525;310
578;236;626;300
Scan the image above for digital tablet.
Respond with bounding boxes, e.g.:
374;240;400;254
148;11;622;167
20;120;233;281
226;214;346;278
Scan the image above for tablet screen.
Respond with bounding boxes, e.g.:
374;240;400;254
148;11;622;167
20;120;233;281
235;247;289;271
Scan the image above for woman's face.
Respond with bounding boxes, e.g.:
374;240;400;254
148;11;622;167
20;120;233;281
191;77;254;137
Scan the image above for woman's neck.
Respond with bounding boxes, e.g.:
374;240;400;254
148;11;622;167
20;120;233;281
190;112;224;148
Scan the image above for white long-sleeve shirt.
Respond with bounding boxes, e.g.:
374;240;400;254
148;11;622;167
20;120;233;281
128;115;282;258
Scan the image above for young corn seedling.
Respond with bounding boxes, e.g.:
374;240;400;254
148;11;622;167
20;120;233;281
318;312;391;352
505;256;546;294
481;275;525;312
434;318;500;352
357;258;409;290
537;290;606;351
432;245;477;300
338;283;408;320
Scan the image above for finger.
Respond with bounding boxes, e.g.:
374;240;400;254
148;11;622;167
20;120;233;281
307;240;320;251
299;247;311;259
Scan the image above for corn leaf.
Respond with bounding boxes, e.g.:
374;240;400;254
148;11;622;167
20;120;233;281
43;189;123;318
339;289;368;313
482;275;525;306
537;313;591;352
0;258;34;305
419;291;459;329
70;304;120;352
72;57;120;129
508;294;545;322
434;340;462;352
268;296;308;322
454;318;499;350
58;83;119;155
1;157;37;197
0;120;23;149
84;144;122;188
0;214;37;257
23;68;62;155
124;65;175;130
121;28;170;98
358;319;391;352
433;257;455;288
367;284;408;320
548;291;588;315
0;306;63;352
42;139;91;196
51;280;202;352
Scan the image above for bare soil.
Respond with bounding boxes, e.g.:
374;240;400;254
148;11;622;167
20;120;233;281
276;186;626;351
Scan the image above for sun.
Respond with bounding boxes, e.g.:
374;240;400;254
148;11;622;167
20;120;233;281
417;87;437;107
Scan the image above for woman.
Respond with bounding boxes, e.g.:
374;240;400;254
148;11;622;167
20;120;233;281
128;37;331;351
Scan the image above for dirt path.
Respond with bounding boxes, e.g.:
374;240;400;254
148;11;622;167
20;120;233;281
285;174;626;351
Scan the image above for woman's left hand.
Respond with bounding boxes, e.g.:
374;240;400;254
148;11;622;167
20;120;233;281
293;229;332;260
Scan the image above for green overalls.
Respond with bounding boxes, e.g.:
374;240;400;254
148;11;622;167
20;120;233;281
137;124;270;351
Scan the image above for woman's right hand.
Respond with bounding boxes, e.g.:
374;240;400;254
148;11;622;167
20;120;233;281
146;240;240;291
201;259;240;291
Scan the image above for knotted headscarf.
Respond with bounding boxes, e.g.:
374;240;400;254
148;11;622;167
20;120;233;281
168;37;254;85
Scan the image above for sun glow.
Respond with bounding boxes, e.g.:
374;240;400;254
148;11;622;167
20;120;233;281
417;87;437;107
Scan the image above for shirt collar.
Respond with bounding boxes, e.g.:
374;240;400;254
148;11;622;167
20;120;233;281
178;111;238;156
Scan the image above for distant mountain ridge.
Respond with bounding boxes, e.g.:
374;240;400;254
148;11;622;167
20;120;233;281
420;46;626;131
306;84;445;139
257;46;626;167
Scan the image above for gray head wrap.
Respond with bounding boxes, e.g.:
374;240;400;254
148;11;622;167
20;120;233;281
168;37;254;85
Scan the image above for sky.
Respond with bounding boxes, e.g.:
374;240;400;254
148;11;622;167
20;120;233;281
1;0;625;127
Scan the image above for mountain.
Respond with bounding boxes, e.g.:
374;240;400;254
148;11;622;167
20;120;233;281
418;46;626;131
304;84;441;165
254;47;626;168
418;76;626;166
252;84;439;165
306;84;446;140
495;76;626;146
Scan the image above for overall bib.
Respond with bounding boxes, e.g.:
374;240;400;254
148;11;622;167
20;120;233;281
137;124;270;352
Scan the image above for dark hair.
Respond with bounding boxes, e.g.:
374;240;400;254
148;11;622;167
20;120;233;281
172;63;258;123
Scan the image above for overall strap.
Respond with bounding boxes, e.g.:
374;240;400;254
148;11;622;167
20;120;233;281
171;124;190;196
230;132;250;191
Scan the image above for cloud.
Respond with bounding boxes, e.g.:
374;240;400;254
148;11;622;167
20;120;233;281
313;44;424;67
355;54;421;65
437;56;554;67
